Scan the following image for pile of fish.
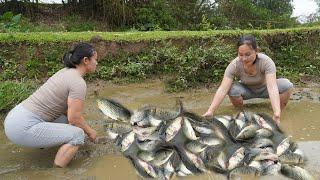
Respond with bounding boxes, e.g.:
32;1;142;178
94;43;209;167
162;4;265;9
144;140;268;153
96;98;314;180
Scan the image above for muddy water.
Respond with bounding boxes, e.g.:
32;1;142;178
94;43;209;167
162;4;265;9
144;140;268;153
1;80;320;179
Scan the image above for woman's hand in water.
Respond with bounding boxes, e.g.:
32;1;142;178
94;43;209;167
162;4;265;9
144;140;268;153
87;128;97;142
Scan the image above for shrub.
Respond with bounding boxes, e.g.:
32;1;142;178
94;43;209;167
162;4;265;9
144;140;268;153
0;11;22;32
0;81;36;113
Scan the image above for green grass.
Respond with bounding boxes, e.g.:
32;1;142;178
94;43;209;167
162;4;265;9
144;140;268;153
0;81;37;113
0;26;319;43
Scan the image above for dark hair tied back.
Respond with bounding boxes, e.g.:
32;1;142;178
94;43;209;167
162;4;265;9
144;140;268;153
237;35;258;51
63;42;95;68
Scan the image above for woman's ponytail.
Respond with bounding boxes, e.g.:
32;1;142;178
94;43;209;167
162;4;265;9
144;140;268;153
62;42;95;68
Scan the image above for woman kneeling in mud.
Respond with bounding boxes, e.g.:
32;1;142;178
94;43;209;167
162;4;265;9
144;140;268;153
203;35;293;125
4;42;98;167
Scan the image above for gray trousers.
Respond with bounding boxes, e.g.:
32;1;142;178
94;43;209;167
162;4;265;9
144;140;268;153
4;104;85;148
228;78;294;100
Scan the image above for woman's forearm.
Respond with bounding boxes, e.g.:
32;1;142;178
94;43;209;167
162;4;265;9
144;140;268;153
69;116;94;135
269;88;281;116
208;86;228;112
207;76;233;113
266;75;281;116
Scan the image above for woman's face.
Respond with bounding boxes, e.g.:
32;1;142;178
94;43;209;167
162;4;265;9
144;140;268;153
238;44;257;66
85;51;98;73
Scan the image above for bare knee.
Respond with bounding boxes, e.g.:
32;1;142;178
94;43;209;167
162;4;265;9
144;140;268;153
69;128;85;146
280;88;292;100
280;88;293;109
229;96;244;107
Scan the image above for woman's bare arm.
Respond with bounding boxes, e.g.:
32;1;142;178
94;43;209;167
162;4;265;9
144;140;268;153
67;98;97;141
203;76;233;117
266;73;281;124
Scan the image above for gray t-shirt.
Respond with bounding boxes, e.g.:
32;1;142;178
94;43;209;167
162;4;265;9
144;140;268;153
22;68;86;122
224;53;276;90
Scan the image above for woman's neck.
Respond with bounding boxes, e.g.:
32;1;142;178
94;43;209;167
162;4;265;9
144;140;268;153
75;65;87;77
244;62;255;69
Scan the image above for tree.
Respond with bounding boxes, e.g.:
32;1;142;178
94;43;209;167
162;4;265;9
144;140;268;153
215;0;295;29
312;0;320;21
0;0;298;30
0;0;40;18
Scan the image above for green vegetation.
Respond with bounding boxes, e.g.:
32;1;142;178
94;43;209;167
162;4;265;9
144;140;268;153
0;26;319;42
0;0;301;31
0;81;36;113
1;27;320;112
0;11;22;32
1;1;319;116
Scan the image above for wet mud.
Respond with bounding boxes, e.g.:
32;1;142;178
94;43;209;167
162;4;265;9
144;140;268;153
1;80;320;179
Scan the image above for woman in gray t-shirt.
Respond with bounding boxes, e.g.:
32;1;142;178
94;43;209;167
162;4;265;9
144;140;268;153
203;35;293;124
4;42;98;167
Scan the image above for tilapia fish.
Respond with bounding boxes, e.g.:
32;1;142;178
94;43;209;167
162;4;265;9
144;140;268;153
263;162;281;175
279;152;304;165
215;115;232;129
131;157;158;178
97;98;131;121
178;146;207;173
236;124;259;140
130;101;182;126
130;105;155;124
136;139;162;151
138;151;155;162
160;117;183;142
177;161;193;175
104;121;132;134
119;131;135;152
228;166;260;179
185;140;207;153
151;149;174;167
276;136;291;156
228;147;246;170
281;164;314;180
183;117;199;140
100;100;309;180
